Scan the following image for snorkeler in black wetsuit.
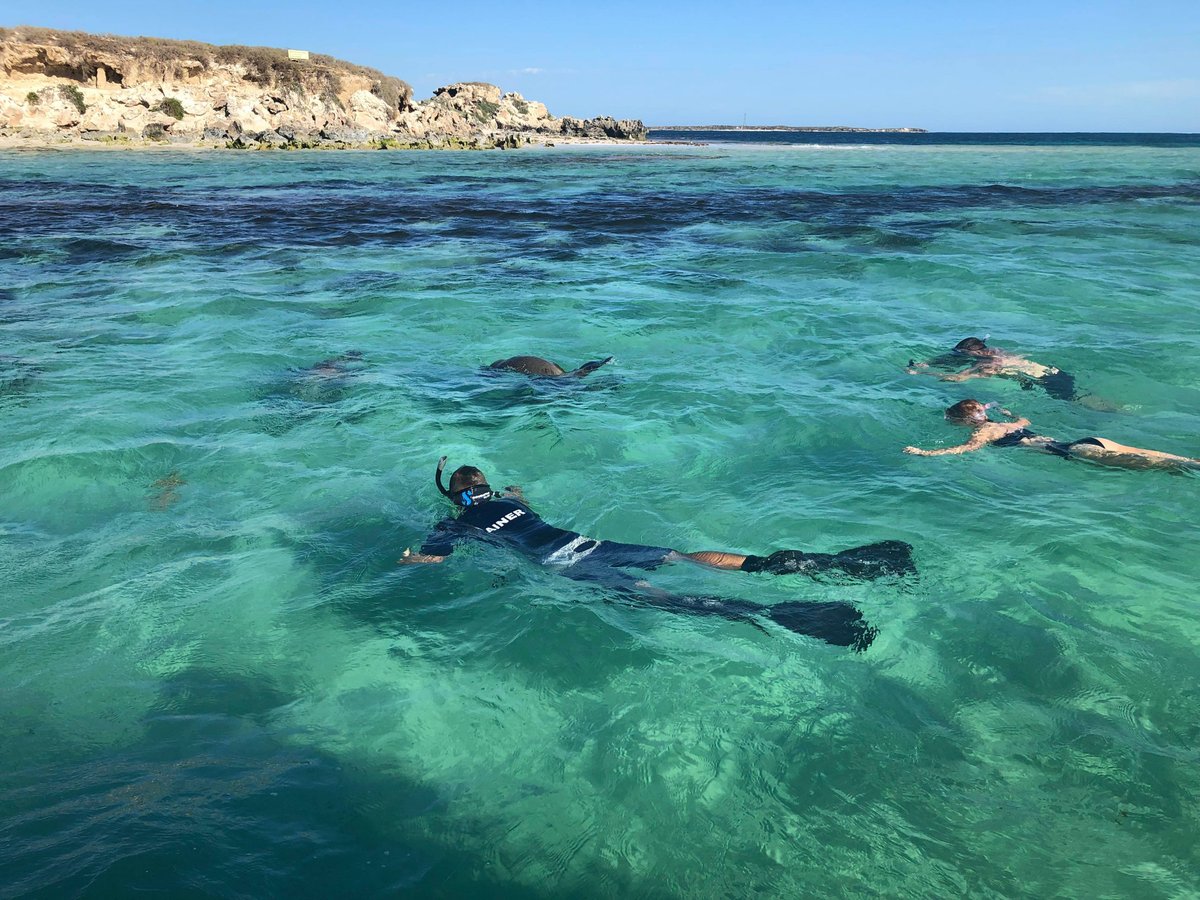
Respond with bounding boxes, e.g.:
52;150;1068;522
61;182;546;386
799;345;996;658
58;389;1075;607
400;459;915;649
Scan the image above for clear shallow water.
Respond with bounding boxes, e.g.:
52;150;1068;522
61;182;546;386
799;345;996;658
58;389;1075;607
1;138;1199;897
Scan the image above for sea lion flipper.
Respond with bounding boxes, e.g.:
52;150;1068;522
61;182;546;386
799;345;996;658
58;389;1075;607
569;356;614;378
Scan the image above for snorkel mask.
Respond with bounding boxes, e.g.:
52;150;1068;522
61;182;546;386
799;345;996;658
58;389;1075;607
952;334;992;356
435;456;494;508
914;334;993;370
945;400;994;424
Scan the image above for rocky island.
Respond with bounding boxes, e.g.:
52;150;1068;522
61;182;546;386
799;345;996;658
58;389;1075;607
0;26;647;149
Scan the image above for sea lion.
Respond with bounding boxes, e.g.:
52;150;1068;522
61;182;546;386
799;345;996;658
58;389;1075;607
274;351;366;408
150;472;186;510
0;355;39;403
305;350;364;378
488;355;613;378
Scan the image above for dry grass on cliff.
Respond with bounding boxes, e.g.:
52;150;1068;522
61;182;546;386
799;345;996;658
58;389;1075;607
0;26;413;111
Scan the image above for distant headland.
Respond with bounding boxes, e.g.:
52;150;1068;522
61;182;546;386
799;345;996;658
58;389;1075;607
651;125;927;133
0;26;647;149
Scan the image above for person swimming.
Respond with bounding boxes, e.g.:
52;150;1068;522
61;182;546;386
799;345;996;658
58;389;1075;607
488;355;614;378
398;459;915;649
903;399;1199;470
907;337;1078;401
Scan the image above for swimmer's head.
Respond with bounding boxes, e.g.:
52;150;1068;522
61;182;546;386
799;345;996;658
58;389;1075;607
435;457;494;507
945;399;989;425
954;337;990;356
448;466;487;494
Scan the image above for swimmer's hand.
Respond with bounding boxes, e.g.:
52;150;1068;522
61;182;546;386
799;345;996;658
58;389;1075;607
502;484;524;500
399;548;445;564
904;446;931;456
905;361;929;374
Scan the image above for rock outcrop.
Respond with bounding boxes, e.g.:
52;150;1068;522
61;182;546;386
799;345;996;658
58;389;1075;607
0;26;646;148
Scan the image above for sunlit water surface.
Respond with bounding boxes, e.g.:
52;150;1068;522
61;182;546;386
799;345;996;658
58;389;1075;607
2;138;1199;897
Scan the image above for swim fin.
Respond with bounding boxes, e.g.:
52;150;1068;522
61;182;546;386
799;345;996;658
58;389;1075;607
766;601;877;651
633;591;875;649
741;540;915;580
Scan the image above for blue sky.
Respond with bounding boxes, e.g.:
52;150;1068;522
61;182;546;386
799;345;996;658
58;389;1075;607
5;1;1199;130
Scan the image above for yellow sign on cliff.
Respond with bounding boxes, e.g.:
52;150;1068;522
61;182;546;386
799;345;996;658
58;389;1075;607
287;49;310;61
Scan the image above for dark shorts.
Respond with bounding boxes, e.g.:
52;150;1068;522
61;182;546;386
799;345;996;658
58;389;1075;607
543;536;673;584
1038;370;1077;401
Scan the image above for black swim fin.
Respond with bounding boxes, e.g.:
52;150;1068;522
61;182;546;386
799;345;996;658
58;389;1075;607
741;540;915;580
569;356;614;377
633;592;873;648
765;601;877;651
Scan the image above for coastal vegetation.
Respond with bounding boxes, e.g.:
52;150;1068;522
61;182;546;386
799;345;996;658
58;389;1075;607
158;97;184;120
473;99;500;122
59;83;86;113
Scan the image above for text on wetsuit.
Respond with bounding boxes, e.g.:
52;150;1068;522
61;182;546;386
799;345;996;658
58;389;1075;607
485;509;526;534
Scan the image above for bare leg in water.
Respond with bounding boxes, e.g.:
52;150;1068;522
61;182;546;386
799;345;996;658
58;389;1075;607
669;542;917;580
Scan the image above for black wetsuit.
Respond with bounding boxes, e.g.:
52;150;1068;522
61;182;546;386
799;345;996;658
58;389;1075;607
420;497;672;588
417;496;879;650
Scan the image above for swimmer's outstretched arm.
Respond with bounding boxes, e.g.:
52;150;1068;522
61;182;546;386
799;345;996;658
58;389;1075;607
903;435;990;456
399;548;446;564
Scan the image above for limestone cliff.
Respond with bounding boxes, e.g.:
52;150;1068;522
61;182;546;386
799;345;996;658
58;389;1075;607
0;26;646;148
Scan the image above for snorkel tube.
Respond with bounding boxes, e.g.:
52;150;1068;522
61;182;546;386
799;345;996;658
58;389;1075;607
435;456;453;500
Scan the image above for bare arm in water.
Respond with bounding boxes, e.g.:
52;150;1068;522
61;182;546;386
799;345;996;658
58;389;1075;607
936;367;998;383
906;361;997;381
399;548;445;564
904;417;1031;456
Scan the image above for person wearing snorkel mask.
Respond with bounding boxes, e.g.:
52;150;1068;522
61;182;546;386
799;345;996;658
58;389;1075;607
396;458;916;650
907;337;1078;402
904;399;1199;470
401;458;916;579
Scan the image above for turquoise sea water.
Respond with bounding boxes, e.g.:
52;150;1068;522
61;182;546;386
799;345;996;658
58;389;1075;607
2;137;1199;897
